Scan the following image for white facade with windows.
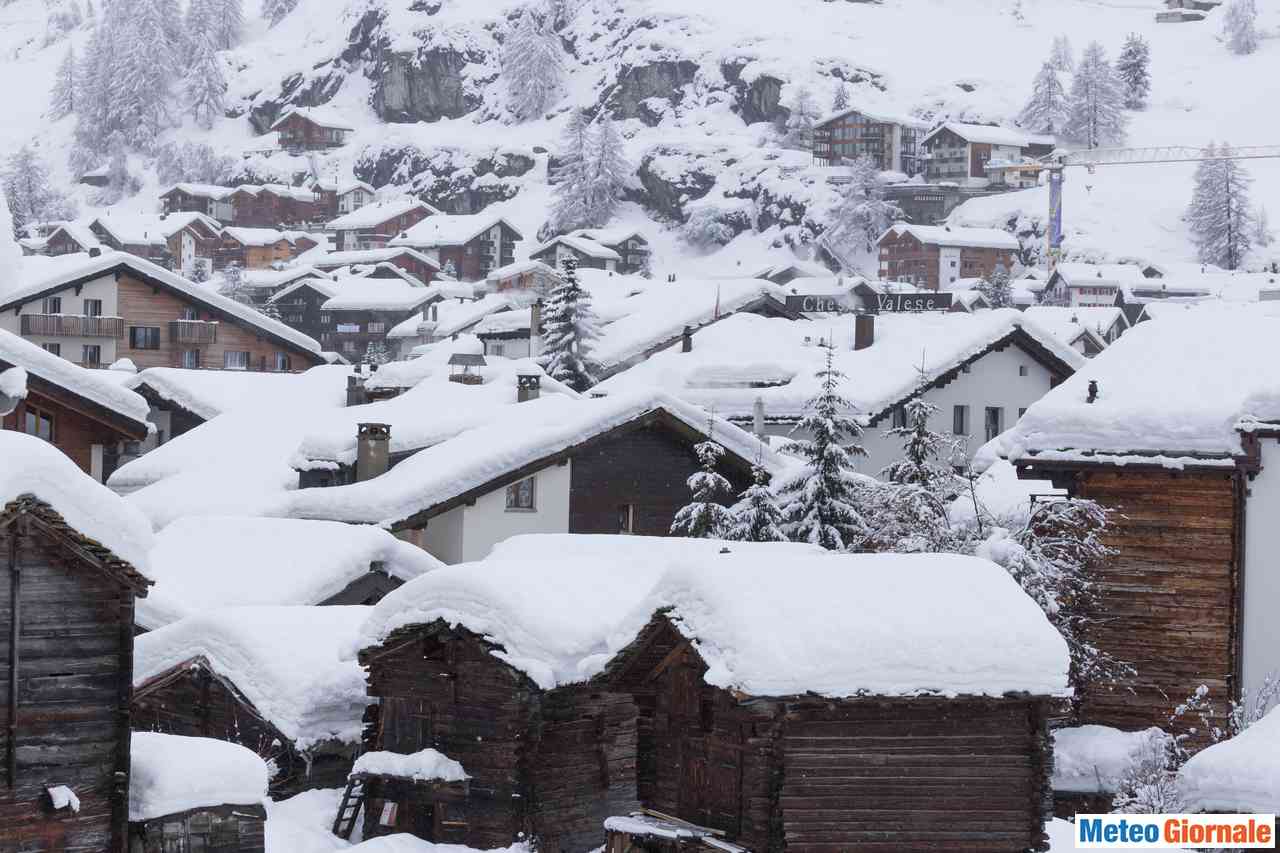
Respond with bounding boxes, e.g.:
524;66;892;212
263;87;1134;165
0;273;122;367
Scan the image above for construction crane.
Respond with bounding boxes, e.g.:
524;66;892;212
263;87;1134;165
1035;144;1280;269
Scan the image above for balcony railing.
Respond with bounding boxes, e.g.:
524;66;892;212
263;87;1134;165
20;314;124;338
169;320;219;344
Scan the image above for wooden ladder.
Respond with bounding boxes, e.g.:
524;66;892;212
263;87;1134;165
332;778;366;839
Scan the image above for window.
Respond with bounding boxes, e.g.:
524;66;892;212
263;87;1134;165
505;476;536;511
82;299;102;317
23;406;55;442
42;296;62;314
1018;364;1029;377
180;307;199;321
367;322;386;334
336;323;361;333
129;326;161;350
81;345;101;367
953;405;969;436
41;342;61;357
342;341;359;354
984;406;1004;441
274;352;291;372
319;313;331;325
223;350;250;370
617;504;635;535
180;349;200;369
891;407;907;428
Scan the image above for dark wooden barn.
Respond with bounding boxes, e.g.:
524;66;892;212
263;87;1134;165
0;432;155;852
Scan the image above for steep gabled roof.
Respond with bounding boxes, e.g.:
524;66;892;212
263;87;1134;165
921;121;1054;149
529;234;622;261
326;198;440;231
879;223;1020;250
91;211;222;245
222;226;289;247
160;183;237;201
269;106;356;133
390;213;523;248
310;246;440;271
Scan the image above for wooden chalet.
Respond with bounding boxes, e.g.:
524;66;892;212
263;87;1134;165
0;253;325;373
0;329;151;481
128;733;269;853
597;551;1070;853
877;223;1019;290
226;184;319;229
529;234;623;273
389;214;523;282
215;227;295;270
270;107;356;152
568;229;651;276
310;247;441;284
0;432;154;852
328;199;437;252
811;106;928;174
132;607;373;797
317;277;440;362
267;277;340;346
921;122;1054;186
485;259;560;295
311;179;376;220
159;183;237;221
89;212;222;274
42;222;102;257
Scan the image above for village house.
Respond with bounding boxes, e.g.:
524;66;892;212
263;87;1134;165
283;230;327;255
132;606;373;796
597;546;1069;853
0;252;326;373
529;234;623;273
40;221;102;256
270;107;355;152
316;277;441;361
984;309;1280;743
385;293;518;359
877;223;1020;290
921;122;1055;186
1039;263;1151;307
389;213;523;281
474;308;536;359
1113;280;1216;325
0;329;151;480
284;390;773;564
89;212;223;276
0;431;154;851
308;246;441;284
232;265;330;306
328;199;439;251
568;228;651;275
1023;305;1130;356
215;226;295;270
483;259;561;295
226;184;319;229
128;733;269;853
311;178;377;219
159;183;237;221
810;106;929;174
267;276;341;343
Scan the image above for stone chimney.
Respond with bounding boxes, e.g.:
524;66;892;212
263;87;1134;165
752;396;766;439
346;374;368;407
681;325;693;353
854;313;875;351
356;423;391;481
518;374;541;402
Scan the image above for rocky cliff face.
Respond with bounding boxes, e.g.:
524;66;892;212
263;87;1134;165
355;143;537;213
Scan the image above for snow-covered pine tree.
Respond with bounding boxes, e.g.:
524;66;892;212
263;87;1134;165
84;0;95;25
49;44;77;119
784;85;819;149
1255;205;1273;247
1019;62;1068;134
218;263;251;305
44;0;82;44
1050;34;1074;72
977;264;1013;307
1222;0;1259;56
537;256;600;392
262;0;298;27
441;259;459;280
777;340;869;551
185;28;227;129
1187;142;1254;270
831;81;849;113
546;109;594;235
586;115;630;226
364;340;391;366
824;155;901;258
724;458;787;543
671;436;735;539
502;6;564;122
117;0;179;150
207;0;243;50
1065;41;1127;149
0;182;22;279
3;146;75;234
879;389;955;491
1116;33;1151;110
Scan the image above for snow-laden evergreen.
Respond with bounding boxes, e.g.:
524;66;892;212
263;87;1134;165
823;156;901;259
587;115;630;227
3;146;76;235
1222;0;1259;56
1187;143;1254;270
546;110;593;235
364;341;391;366
783;85;819;150
777;341;869;551
1064;41;1127;149
1050;34;1074;72
49;45;77;120
503;6;565;122
207;0;244;51
1018;62;1068;135
1116;33;1151;111
0;186;22;281
831;82;849;113
537;256;600;392
670;438;735;539
185;30;227;130
723;461;787;543
976;264;1013;308
262;0;299;27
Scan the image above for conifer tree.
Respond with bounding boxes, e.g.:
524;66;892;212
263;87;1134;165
587;115;630;226
831;82;849;113
777;341;869;551
364;340;391;366
1254;205;1273;247
784;85;819;149
977;264;1013;308
1222;0;1259;56
1019;62;1068;134
1064;42;1127;149
546;110;594;235
185;29;227;129
1050;35;1074;72
537;256;599;391
207;0;243;50
1116;33;1151;110
262;0;298;27
1187;143;1254;270
824;156;900;257
724;458;787;543
116;0;179;150
49;45;77;119
671;436;735;539
3;146;75;234
503;6;564;122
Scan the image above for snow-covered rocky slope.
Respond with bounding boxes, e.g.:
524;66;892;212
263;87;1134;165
2;0;1277;274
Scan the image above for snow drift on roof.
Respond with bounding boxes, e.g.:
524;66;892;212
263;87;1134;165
351;749;469;783
486;259;559;282
92;211;219;245
130;732;268;821
0;432;154;575
126;365;350;422
223;226;287;246
884;223;1020;250
0;328;150;426
270;106;355;132
530;234;622;261
322;278;438;311
327;198;439;230
1179;706;1280;813
1053;726;1169;794
311;247;440;270
162;182;236;200
391;213;520;247
135;606;372;749
923;121;1048;149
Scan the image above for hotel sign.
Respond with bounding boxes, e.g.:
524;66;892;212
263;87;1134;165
875;292;953;312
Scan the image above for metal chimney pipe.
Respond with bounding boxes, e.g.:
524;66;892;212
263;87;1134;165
356;423;391;481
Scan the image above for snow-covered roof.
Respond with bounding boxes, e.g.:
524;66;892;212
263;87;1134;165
596;309;1083;422
816;104;928;129
125;365;349;421
1049;262;1147;290
136;516;442;630
46;220;101;250
91;211;220;245
1023;306;1125;346
882;223;1020;250
390;213;522;248
1179;706;1280;813
284;390;780;527
311;178;375;195
326;199;439;230
0;252;323;357
922;121;1052;149
752;260;832;281
486;259;559;283
0;328;151;430
229;183;316;203
310;247;440;271
0;431;155;577
269;106;355;132
473;307;531;335
530;234;622;262
268;276;340;303
987;308;1280;462
134;606;372;749
130;732;269;821
239;265;329;289
1053;726;1170;794
223;226;288;247
161;182;237;201
351;749;469;783
569;228;646;247
321;278;438;312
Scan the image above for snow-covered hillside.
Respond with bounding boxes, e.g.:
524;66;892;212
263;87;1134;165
2;0;1277;273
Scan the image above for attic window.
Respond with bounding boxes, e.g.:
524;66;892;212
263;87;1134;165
505;477;536;511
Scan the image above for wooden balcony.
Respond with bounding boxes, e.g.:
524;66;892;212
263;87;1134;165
20;314;125;338
169;320;219;344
